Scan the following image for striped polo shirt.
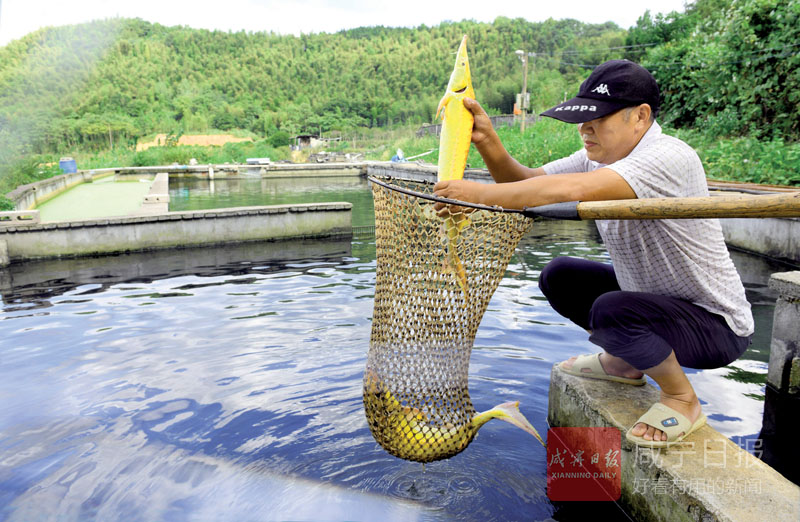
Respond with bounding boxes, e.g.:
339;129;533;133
542;121;754;336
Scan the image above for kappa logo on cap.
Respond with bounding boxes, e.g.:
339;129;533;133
555;105;597;113
591;83;611;96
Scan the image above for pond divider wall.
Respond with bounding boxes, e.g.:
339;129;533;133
0;203;351;266
2;160;797;265
8;170;104;211
717;216;800;263
134;172;170;215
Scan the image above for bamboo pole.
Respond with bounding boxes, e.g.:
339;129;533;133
524;191;800;220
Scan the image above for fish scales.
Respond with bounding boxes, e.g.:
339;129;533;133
436;35;474;297
437;34;474;181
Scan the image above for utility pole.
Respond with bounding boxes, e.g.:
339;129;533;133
515;50;535;133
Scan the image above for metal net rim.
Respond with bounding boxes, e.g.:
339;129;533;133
367;175;530;216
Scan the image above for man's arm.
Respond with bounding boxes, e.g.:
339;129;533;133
465;98;547;182
440;97;636;210
434;168;636;211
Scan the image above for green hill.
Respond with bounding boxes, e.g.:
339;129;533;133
1;0;798;200
0;17;626;154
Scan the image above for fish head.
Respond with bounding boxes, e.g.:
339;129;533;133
447;35;473;96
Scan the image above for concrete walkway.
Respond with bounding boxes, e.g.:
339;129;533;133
548;366;800;521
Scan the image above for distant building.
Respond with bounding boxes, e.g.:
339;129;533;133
292;134;320;149
291;134;342;150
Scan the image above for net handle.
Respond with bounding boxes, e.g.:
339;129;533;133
369;176;800;220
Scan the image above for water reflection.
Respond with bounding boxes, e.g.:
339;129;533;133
0;217;795;520
0;239;353;312
0;237;391;520
169;176;376;227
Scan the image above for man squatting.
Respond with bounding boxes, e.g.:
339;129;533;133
433;60;753;446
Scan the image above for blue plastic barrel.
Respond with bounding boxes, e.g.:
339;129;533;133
59;157;77;174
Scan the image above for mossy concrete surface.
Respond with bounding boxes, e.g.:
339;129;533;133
768;271;800;394
0;203;351;264
548;365;799;521
35;178;153;222
720;217;800;264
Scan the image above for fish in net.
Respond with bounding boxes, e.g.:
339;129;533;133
363;177;545;463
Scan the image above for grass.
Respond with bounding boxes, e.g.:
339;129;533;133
2;121;798;211
668;127;800;186
370;119;800;187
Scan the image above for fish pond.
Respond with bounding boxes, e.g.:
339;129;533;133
35;175;154;222
0;175;791;520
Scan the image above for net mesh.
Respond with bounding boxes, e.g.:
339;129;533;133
364;177;532;462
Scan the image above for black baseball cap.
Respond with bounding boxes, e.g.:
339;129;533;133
541;60;660;123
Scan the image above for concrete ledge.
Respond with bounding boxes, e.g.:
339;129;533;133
767;271;800;394
720;217;800;264
769;271;800;301
135;172;170;215
0;210;40;227
96;165;239;178
143;194;169;203
0;203;351;263
548;365;799;521
259;162;365;178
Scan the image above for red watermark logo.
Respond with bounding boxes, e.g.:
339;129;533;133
546;427;621;501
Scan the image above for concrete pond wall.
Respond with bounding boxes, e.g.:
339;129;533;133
0;203;351;266
6;161;798;265
7;170;102;211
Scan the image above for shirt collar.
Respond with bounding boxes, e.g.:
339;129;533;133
630;120;662;155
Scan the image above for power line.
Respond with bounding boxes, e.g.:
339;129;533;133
535;40;800;61
640;50;800;70
534;43;800;70
559;42;660;55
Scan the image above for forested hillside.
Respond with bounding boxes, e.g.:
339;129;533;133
1;0;798;199
0;16;625;155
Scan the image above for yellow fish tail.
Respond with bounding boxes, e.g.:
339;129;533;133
444;214;470;296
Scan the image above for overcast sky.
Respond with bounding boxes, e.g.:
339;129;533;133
0;0;689;46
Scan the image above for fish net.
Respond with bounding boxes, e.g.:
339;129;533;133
364;177;532;462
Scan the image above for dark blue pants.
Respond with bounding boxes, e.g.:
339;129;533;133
538;257;751;370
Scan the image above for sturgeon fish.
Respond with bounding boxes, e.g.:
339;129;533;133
436;35;474;298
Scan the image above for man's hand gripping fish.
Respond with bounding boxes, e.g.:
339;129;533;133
436;35;474;297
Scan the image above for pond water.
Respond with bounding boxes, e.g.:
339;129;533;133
0;175;794;520
169;176;376;228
